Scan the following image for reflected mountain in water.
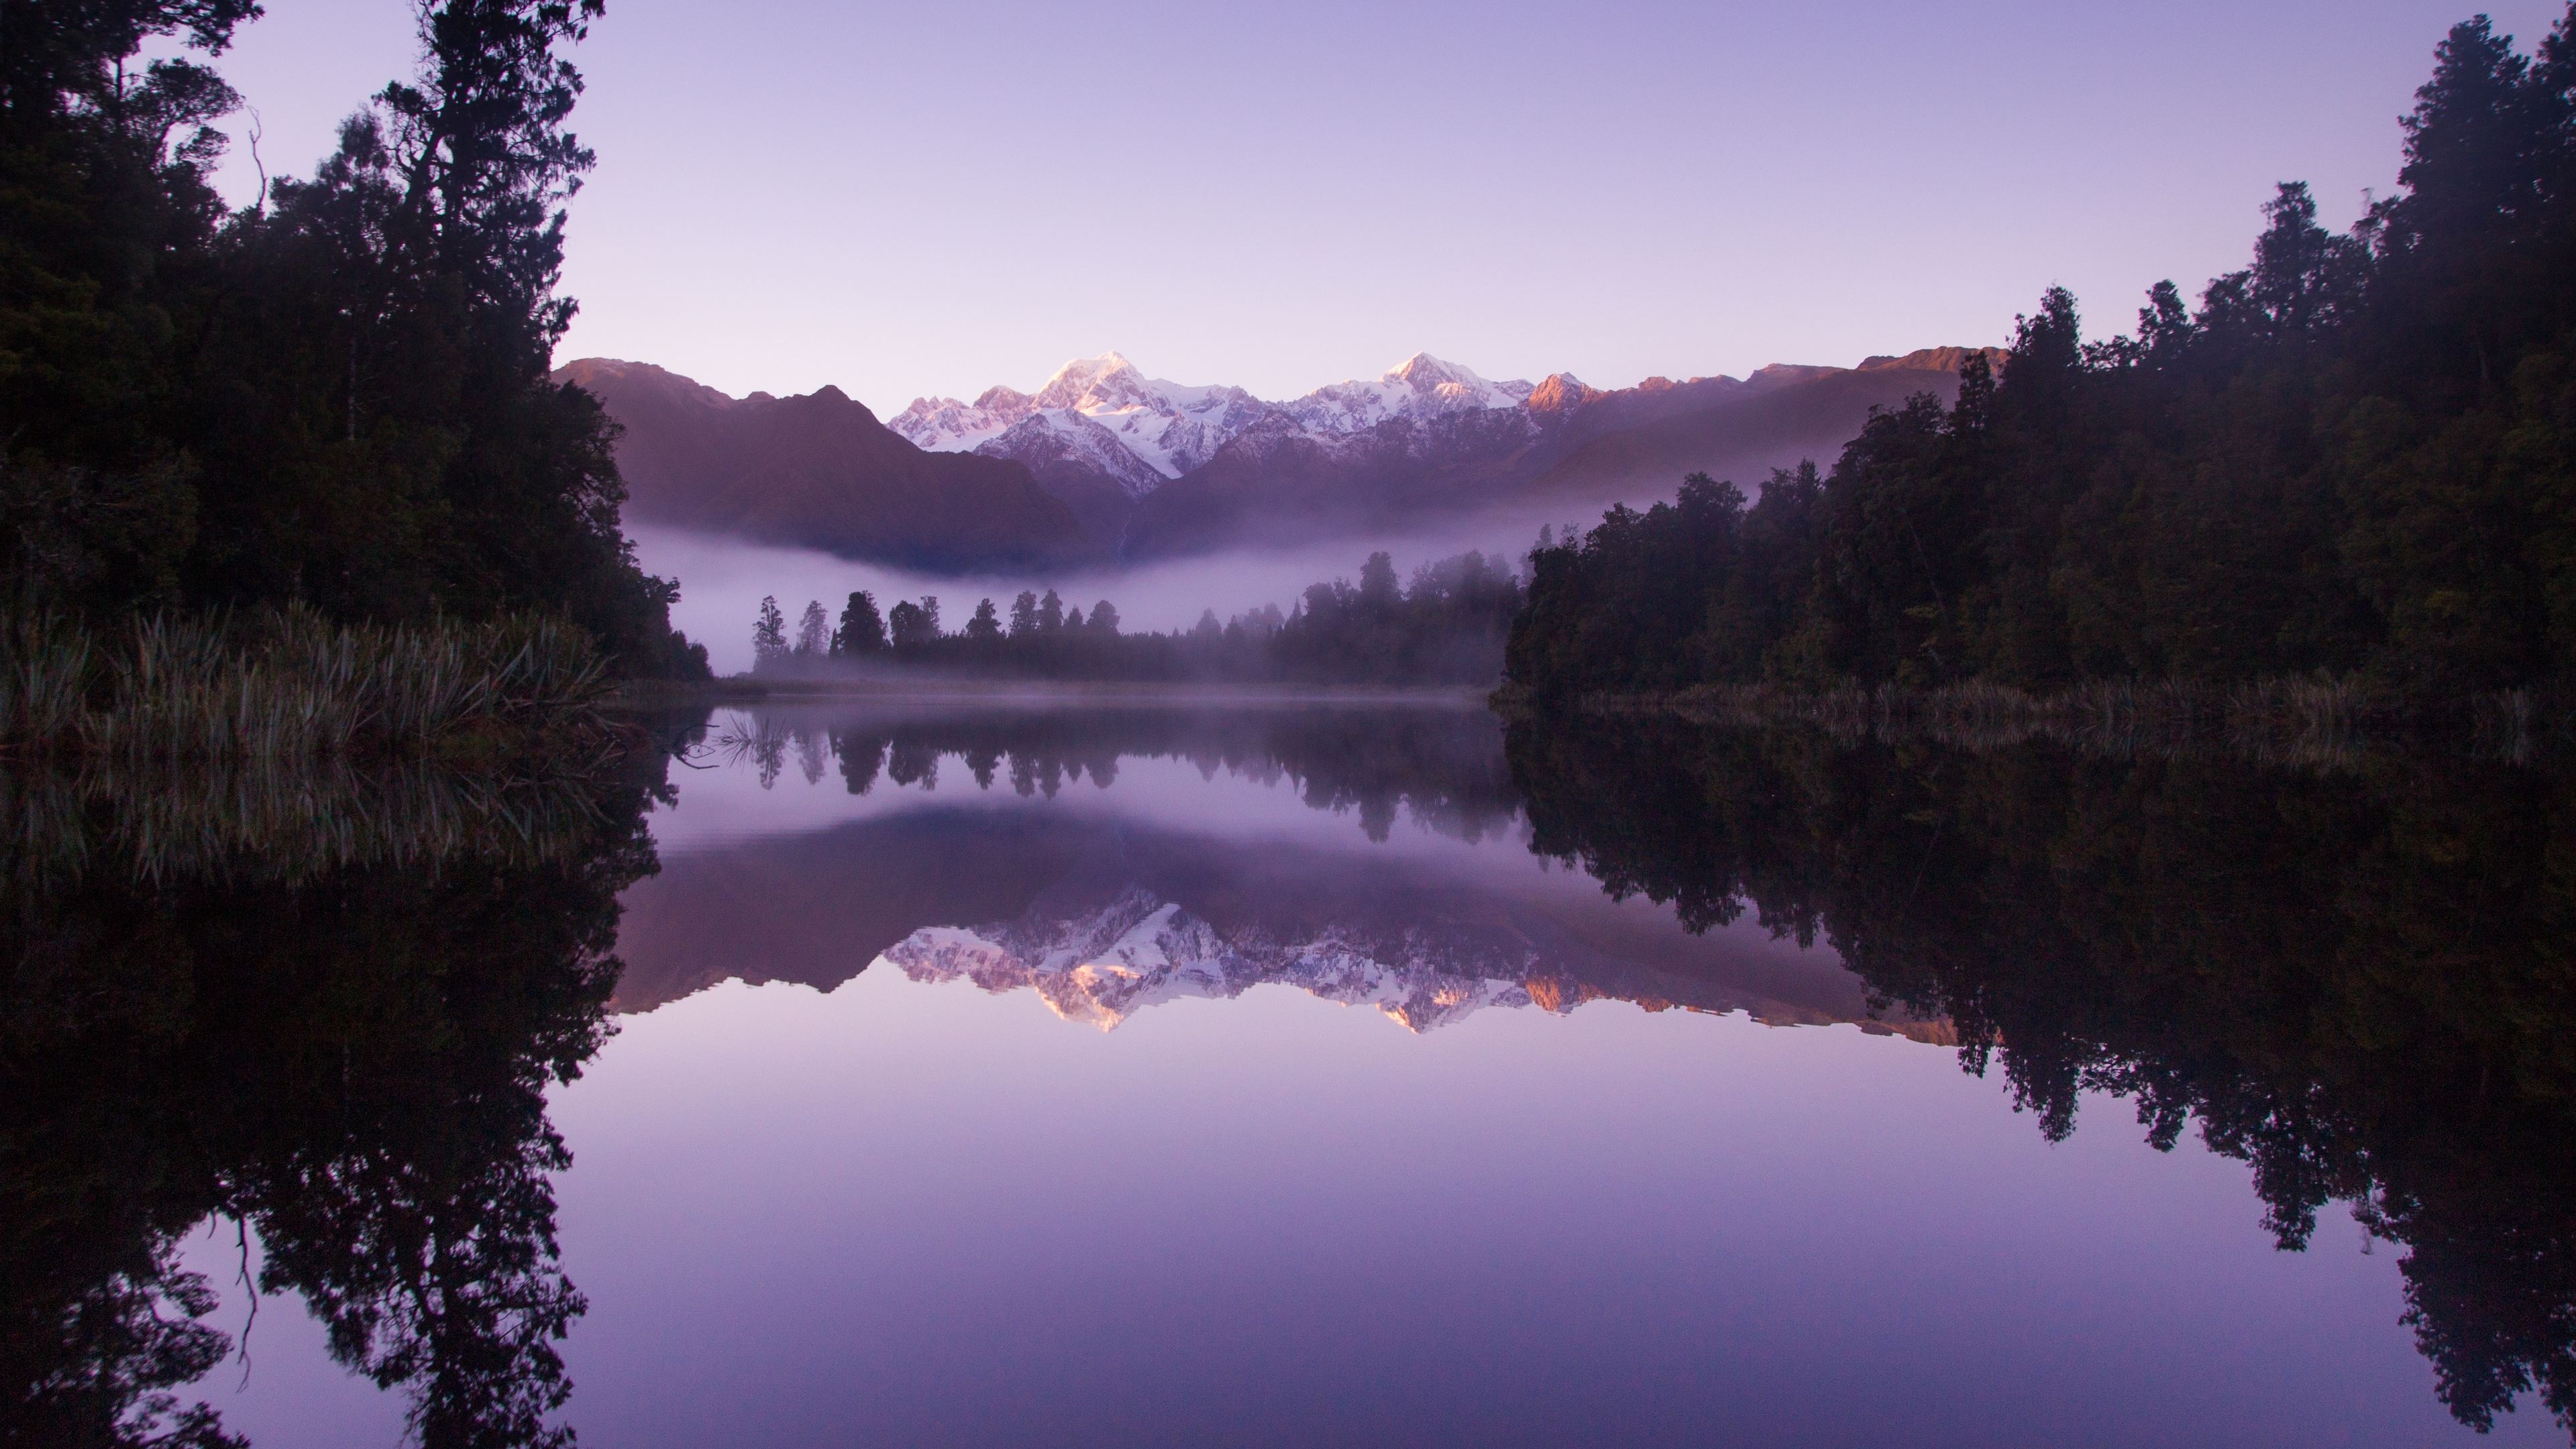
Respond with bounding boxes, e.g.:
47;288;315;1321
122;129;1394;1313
15;695;2576;1445
892;888;1541;1033
619;704;1944;1040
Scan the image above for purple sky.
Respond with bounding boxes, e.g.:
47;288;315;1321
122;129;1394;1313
192;1;2565;411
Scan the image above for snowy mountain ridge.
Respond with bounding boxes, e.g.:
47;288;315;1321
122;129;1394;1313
890;351;1551;496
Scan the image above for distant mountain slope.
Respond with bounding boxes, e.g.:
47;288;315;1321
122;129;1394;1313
1122;405;1548;557
571;346;2000;569
1521;352;1999;504
1123;348;2002;555
556;358;1089;570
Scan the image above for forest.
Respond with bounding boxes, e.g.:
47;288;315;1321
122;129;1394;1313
744;549;1526;687
1507;11;2576;702
2;0;708;681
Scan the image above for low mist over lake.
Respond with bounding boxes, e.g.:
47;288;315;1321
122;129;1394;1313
12;1;2576;1445
633;520;1546;676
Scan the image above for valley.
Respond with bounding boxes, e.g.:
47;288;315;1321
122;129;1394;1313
560;345;1999;572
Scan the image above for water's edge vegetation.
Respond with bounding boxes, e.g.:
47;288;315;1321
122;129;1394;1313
0;609;622;765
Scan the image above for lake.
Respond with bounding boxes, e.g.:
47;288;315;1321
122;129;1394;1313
9;700;2570;1447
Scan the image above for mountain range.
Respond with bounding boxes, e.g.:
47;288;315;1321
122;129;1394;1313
559;346;2001;571
554;358;1085;570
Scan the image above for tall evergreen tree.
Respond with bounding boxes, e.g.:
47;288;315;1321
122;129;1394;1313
1507;6;2576;702
0;0;706;678
835;589;885;655
886;598;927;651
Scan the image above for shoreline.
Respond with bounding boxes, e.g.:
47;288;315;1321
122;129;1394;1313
1489;677;2553;767
608;677;1496;710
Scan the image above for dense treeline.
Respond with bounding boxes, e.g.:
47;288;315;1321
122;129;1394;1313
1510;11;2576;699
1505;716;2576;1439
1;0;707;679
750;549;1525;686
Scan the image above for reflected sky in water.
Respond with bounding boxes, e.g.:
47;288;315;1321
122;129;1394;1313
169;702;2558;1447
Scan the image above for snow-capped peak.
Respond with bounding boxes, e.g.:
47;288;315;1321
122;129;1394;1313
890;349;1546;487
1284;353;1537;434
1029;352;1150;413
892;352;1276;484
888;393;1018;453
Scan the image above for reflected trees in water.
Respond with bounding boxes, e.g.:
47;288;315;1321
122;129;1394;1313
1507;716;2576;1436
0;729;685;1448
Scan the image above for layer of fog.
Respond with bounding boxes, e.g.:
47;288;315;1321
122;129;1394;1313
633;510;1599;675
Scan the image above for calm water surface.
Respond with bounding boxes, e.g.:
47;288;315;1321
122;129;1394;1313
11;702;2570;1446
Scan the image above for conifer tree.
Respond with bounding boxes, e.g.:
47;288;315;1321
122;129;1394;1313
835;591;886;655
753;596;788;669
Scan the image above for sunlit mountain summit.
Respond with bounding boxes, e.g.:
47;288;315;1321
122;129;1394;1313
887;350;1542;492
566;345;1995;568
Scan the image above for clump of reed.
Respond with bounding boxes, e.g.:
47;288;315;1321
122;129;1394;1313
0;606;612;765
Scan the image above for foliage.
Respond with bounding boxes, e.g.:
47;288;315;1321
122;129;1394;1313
1510;9;2576;700
830;590;885;657
753;550;1523;686
0;0;708;682
0;605;615;763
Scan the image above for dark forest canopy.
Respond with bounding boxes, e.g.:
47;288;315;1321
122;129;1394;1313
749;549;1527;687
1;0;708;680
1509;9;2576;700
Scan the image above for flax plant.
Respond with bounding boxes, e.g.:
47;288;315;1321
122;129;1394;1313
0;607;612;763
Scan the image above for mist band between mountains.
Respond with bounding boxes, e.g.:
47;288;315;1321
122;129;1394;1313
559;347;1998;572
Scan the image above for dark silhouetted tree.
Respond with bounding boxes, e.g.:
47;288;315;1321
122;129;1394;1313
835;590;885;655
753;596;787;670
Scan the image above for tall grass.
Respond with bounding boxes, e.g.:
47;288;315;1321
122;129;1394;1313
0;606;610;763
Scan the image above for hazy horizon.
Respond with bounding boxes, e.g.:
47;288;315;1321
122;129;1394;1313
636;517;1556;676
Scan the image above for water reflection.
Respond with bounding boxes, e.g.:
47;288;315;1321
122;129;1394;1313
1506;715;2576;1438
622;704;1925;1039
5;701;2574;1444
0;737;681;1448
